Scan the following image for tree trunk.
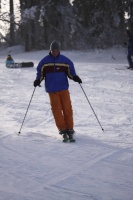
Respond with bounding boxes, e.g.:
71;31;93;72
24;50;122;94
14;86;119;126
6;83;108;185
9;0;15;46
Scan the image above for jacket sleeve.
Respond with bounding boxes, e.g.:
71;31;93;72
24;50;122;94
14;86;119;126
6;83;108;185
65;57;77;79
36;59;46;81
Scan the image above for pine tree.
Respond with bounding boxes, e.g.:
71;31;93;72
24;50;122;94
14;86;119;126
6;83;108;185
72;0;125;48
40;0;74;49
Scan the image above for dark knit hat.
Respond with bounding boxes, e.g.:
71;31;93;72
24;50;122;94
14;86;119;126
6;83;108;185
50;40;60;51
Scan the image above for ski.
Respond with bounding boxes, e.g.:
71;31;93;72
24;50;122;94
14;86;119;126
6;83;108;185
126;66;133;70
63;138;76;143
6;62;34;68
115;66;133;70
69;138;76;142
63;138;69;142
115;68;126;70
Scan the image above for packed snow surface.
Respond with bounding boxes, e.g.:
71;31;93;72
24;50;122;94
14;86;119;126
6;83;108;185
0;46;133;200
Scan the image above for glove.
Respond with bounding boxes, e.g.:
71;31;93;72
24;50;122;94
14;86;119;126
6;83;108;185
73;76;82;84
33;79;40;87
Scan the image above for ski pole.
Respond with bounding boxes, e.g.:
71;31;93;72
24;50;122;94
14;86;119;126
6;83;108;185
79;83;104;132
18;87;36;135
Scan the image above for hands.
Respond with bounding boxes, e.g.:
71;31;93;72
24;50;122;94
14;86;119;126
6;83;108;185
73;76;82;84
33;79;41;87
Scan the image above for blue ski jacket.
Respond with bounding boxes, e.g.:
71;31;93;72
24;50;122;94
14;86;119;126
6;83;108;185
6;59;14;66
36;52;77;93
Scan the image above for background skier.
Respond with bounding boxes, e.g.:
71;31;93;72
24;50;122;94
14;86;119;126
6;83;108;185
126;30;133;69
6;55;14;66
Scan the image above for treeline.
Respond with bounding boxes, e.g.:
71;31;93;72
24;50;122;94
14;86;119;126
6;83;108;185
0;0;133;51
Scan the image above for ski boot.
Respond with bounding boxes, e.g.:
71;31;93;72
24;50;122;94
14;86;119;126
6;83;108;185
59;130;69;142
67;129;75;142
62;133;69;143
127;65;133;69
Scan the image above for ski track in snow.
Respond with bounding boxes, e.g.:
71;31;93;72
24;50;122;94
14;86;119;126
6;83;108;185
0;133;133;200
0;48;133;200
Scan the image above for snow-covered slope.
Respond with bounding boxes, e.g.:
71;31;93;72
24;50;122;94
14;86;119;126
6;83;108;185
0;46;133;200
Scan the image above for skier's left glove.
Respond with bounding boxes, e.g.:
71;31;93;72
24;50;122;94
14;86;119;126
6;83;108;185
73;76;82;84
33;79;40;87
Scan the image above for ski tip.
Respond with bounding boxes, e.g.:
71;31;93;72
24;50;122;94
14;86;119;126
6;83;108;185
69;138;76;142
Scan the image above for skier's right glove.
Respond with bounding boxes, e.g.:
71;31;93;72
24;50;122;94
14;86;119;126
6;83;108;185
33;79;40;87
73;76;82;84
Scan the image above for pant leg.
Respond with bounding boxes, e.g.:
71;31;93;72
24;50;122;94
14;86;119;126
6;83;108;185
48;92;66;130
60;90;74;129
127;50;133;67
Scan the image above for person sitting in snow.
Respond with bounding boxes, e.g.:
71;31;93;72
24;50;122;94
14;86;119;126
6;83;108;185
6;55;14;66
33;40;82;142
126;30;133;69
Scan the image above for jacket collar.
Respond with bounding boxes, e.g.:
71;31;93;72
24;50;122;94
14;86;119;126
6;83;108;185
49;51;60;58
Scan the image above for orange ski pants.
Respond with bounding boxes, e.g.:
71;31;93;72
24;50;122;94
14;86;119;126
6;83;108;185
48;90;74;130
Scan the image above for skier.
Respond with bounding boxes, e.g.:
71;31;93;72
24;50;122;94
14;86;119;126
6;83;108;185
6;55;14;66
33;40;82;142
126;30;133;69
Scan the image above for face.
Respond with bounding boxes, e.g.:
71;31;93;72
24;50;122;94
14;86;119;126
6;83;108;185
51;49;59;57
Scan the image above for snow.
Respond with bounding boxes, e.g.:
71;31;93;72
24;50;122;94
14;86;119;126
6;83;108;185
22;6;38;20
0;45;133;200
